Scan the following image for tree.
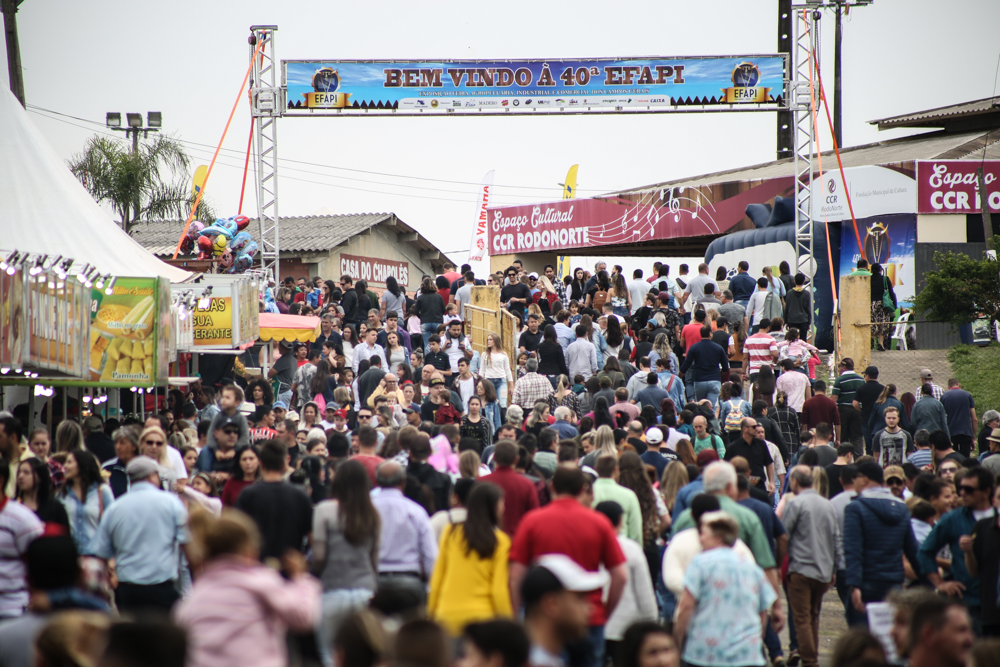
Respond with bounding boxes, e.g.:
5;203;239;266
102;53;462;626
912;236;1000;332
69;134;214;235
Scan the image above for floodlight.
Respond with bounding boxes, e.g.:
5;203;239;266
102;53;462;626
106;112;121;128
127;113;142;128
147;112;162;128
105;276;117;295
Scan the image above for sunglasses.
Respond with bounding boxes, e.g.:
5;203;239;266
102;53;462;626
222;429;239;435
358;414;373;420
144;439;164;445
940;466;958;473
959;485;979;494
887;478;904;485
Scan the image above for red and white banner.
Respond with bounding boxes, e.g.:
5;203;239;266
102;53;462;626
917;160;1000;214
468;170;494;261
487;178;794;254
339;254;409;286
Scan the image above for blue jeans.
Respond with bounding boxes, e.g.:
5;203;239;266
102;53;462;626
488;377;508;408
694;380;722;409
764;617;783;661
587;625;605;667
317;588;373;667
421;322;441;353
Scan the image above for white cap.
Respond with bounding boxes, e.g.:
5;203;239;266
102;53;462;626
536;554;609;591
645;427;664;444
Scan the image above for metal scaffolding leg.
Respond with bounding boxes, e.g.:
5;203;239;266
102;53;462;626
791;7;818;311
250;25;282;286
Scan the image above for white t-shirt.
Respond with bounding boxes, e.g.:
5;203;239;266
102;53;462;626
683;273;718;303
766;440;785;476
629;279;651;314
456;375;476;410
455;283;474;320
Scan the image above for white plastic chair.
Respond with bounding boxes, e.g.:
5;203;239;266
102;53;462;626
891;312;912;351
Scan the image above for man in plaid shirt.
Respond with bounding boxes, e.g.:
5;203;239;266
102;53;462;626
544;264;566;303
511;358;554;412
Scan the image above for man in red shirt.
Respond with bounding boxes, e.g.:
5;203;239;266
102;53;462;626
479;440;540;536
681;309;708;352
801;379;842;443
509;466;627;667
351;426;384;484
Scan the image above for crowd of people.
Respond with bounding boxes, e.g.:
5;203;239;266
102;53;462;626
0;258;999;667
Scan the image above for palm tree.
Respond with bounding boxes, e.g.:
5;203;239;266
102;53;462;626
69;134;214;235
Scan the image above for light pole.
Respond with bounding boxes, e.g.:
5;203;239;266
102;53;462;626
106;111;161;154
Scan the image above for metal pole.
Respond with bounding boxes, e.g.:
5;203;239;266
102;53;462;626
978;167;994;243
1;0;25;107
833;2;843;148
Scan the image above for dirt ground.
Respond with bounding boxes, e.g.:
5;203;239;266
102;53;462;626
776;588;851;667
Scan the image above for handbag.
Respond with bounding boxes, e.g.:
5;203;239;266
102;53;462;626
881;277;895;310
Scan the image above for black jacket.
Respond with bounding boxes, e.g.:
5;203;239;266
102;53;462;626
536;342;569;376
407;460;452;515
752;411;790;463
783;287;812;327
871;273;897;310
85;432;116;463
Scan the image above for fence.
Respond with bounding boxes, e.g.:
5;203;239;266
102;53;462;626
463;302;519;397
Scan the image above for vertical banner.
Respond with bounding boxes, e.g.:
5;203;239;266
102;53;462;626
88;277;160;386
839;214;917;306
468;170;494;262
0;271;24;371
557;164;579;278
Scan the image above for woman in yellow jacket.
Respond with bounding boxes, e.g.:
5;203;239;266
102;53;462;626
427;482;512;636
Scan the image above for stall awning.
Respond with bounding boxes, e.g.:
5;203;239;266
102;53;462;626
258;314;321;344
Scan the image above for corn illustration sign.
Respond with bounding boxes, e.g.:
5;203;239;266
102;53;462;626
88;277;165;386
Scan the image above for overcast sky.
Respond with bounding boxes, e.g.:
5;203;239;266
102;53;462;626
6;0;1000;266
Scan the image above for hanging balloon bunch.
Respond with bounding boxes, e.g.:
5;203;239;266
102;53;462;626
179;216;259;274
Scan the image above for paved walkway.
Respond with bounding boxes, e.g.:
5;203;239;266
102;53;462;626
869;349;953;396
776;588;850;667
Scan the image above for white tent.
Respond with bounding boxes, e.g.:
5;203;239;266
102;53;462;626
0;88;190;282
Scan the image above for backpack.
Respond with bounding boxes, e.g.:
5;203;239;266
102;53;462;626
724;398;745;431
593;290;609;310
762;292;783;322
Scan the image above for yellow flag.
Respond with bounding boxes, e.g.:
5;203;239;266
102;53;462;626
561;164;579;200
192;165;208;197
557;165;579;278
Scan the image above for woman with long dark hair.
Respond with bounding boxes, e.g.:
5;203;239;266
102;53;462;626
608;272;632;319
461;396;493;451
536;325;569;386
428;483;512;636
605;317;625;358
870;263;897;351
476;379;502;434
310;359;337;406
752;364;776;407
593;396;616;430
58;449;114;554
380;276;406;321
340;324;358;369
598;357;626;390
220;445;260;507
248;379;274;408
570;267;586;302
312;460;381;664
384;331;408;372
16;457;69;527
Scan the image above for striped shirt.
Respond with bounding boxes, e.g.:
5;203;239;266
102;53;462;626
832;371;866;407
0;499;45;617
742;333;778;373
907;448;933;468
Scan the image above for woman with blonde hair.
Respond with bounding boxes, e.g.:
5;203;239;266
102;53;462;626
55;420;85;453
660;461;691;514
547;374;581;416
176;510;321;667
582;424;617;468
459;450;481;479
533;275;558;313
480;333;512;409
138;425;179;487
608;272;632;319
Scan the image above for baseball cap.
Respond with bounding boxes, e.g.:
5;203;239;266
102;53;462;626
884;465;905;483
126;456;160;482
645;427;664;444
696;449;720;466
216;414;239;430
402;407;418;414
863;366;878;378
325;404;338;412
429;377;446;387
273;400;288;410
333;408;348;419
528;272;539;279
521;554;609;609
920;368;933;379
